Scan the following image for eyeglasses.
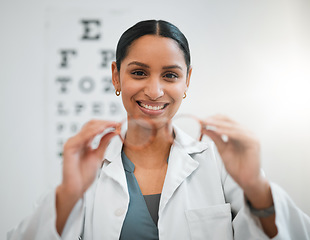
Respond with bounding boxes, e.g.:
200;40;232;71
91;114;210;150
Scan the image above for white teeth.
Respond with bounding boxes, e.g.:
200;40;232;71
140;103;165;110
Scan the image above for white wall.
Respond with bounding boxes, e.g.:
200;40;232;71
1;0;309;238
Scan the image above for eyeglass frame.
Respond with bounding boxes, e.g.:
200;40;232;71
104;114;208;150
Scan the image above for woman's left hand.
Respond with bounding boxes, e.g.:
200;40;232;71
203;115;278;237
202;115;265;193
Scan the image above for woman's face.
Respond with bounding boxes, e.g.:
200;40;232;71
112;35;191;121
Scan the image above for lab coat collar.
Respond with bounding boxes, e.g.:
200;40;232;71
102;127;209;177
101;128;209;212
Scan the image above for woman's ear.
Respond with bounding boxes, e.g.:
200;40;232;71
111;61;121;91
186;66;192;90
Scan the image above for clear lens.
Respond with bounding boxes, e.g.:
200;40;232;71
120;118;155;149
172;115;202;145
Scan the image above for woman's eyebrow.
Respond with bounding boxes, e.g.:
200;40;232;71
127;61;183;71
162;65;183;70
128;61;150;68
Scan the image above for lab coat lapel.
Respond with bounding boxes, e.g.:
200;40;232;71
159;128;208;214
92;137;129;240
101;137;127;191
102;150;128;193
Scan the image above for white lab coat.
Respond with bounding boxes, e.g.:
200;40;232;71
8;128;310;240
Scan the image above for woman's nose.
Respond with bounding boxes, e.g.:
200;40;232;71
144;78;164;100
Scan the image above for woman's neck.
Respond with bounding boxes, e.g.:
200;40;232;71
123;126;172;169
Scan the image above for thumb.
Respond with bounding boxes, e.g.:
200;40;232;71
203;129;226;153
94;132;117;159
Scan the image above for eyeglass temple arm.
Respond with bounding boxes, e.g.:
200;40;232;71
199;122;207;141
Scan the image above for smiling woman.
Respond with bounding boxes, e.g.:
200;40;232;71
112;35;190;121
8;20;310;240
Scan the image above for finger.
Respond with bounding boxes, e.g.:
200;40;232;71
209;114;238;124
203;118;238;132
81;120;118;138
202;117;250;142
94;131;118;159
64;122;117;155
77;121;118;147
213;126;255;144
202;129;227;153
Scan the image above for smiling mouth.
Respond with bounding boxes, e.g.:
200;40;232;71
137;101;169;111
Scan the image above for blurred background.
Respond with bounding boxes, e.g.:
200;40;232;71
1;0;309;238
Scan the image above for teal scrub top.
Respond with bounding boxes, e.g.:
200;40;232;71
119;151;160;240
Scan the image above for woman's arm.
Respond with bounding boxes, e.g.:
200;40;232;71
203;115;277;237
242;177;277;237
8;120;118;239
55;120;117;235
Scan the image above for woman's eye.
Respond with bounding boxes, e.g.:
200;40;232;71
131;71;146;76
164;73;178;79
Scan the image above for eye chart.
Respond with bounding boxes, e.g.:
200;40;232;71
45;8;126;183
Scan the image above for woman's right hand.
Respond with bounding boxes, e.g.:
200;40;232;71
56;119;118;235
60;120;118;198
